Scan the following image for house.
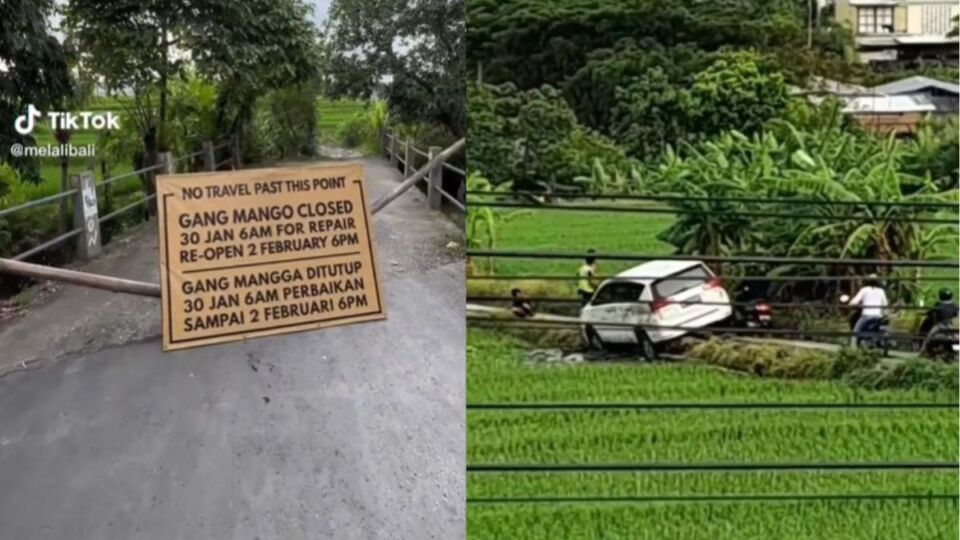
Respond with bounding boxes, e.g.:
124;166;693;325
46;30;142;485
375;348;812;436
832;0;959;65
796;74;957;135
870;75;960;114
841;94;937;135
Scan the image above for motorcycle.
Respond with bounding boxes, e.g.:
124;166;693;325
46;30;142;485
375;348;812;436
733;282;773;331
917;312;959;362
845;304;891;356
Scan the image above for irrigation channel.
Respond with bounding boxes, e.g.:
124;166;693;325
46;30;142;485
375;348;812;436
465;191;960;522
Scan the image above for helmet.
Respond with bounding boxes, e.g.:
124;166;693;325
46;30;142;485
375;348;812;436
939;288;953;302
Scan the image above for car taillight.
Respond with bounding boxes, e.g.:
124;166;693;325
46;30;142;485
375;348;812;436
705;277;723;289
756;303;771;313
651;298;672;314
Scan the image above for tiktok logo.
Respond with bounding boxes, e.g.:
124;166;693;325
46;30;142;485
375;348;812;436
15;104;43;135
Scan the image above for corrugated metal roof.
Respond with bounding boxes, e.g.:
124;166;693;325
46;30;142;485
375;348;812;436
872;76;960;96
842;94;937;113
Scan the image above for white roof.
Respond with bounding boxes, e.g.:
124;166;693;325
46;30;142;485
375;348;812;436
895;35;959;45
872;76;960;96
613;260;702;283
842;94;936;113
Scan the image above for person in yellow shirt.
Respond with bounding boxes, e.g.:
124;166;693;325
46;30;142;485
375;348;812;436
577;250;598;306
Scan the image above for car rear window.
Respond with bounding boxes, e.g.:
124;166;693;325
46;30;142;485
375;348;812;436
591;282;646;306
653;265;711;299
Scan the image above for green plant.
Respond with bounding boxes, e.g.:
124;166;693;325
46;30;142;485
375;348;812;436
251;84;320;162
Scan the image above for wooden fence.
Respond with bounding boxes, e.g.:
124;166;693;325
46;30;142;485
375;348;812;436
382;132;465;213
0;135;240;264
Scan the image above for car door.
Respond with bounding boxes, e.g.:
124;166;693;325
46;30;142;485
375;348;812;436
581;281;648;343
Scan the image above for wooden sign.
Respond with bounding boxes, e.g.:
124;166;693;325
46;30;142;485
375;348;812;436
156;163;385;351
71;171;102;259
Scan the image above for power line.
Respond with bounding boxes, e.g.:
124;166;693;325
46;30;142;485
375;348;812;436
465;250;960;268
466;402;959;411
466;462;960;473
468;200;959;225
467;296;936;311
466;493;960;505
467;274;959;282
467;190;960;210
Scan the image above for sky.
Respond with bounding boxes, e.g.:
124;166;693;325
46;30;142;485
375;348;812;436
309;0;333;26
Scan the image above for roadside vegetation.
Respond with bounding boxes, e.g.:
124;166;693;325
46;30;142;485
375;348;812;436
1;0;464;300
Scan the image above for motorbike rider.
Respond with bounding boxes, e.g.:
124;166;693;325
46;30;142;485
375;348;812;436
847;274;888;347
919;288;958;353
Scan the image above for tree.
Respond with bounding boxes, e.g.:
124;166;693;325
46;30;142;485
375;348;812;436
191;0;321;149
66;0;321;158
468;83;630;191
563;40;709;131
323;0;465;136
689;51;789;139
0;0;73;183
468;0;807;90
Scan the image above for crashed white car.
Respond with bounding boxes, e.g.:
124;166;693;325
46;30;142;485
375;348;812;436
580;260;733;358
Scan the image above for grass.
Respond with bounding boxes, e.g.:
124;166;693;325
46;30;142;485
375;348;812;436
466;329;959;540
469;209;675;300
316;98;366;136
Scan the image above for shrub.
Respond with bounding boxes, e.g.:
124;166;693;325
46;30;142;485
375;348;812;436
690;339;882;382
250;85;319;162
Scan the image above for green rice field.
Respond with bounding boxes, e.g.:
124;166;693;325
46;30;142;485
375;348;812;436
316;98;366;136
466;330;959;539
467;205;957;539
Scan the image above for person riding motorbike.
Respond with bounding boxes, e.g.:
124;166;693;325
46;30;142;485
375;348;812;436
846;275;888;347
919;288;958;356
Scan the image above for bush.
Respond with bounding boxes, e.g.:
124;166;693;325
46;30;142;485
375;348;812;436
337;113;373;149
250;85;319;162
690;339;881;381
468;82;631;190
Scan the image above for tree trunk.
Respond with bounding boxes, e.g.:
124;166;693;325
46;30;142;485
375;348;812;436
158;24;169;152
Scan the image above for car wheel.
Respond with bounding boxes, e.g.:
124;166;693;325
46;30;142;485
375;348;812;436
636;331;658;361
584;325;604;351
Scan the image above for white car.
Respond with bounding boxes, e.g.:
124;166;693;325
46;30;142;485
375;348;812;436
579;260;733;358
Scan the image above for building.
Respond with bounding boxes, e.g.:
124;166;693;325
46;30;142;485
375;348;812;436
833;0;959;65
842;94;937;135
870;75;960;114
796;74;958;135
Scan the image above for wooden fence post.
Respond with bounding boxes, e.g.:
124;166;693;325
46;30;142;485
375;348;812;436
71;171;102;260
158;152;174;176
202;140;215;171
231;134;243;170
427;146;443;210
58;153;70;234
403;138;412;178
389;134;398;169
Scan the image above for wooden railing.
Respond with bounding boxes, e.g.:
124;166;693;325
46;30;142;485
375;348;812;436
382;132;465;213
0;135;240;263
